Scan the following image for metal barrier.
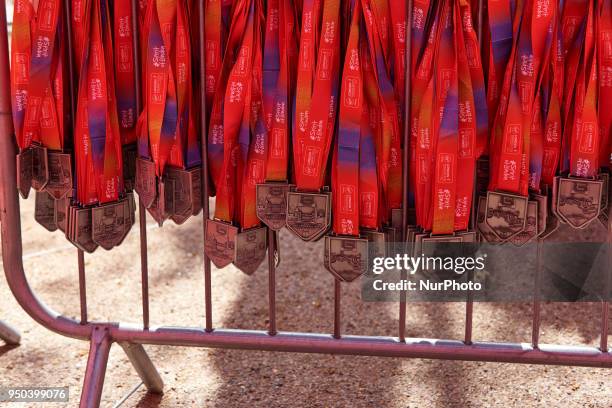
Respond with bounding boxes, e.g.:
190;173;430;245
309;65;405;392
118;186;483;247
0;1;610;407
0;320;20;345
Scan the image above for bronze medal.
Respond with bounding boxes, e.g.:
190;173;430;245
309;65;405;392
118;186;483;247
412;232;429;258
233;226;268;275
556;177;602;229
286;191;331;241
16;149;33;198
45;151;72;199
456;230;478;243
165;167;191;224
72;207;98;253
31;144;49;191
391;208;403;230
476;196;504;244
147;178;173;226
256;182;291;230
122;144;137;191
485;191;528;240
598;172;609;227
363;229;386;260
532;193;548;236
382;225;398;249
135;157;157;208
324;235;368;282
509;200;539;246
204;218;238;268
92;199;132;250
34;191;58;231
190;167;203;216
54;197;70;233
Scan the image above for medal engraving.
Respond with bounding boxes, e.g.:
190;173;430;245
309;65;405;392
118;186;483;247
72;207;98;253
485;191;528;240
45;151;72;199
286;191;331;241
166;167;191;224
16;149;33;198
233;226;267;275
477;196;504;243
31;144;49;191
256;182;290;230
205;219;238;268
92;199;131;250
135;158;157;208
510;200;538;246
34;191;57;231
54;197;69;232
324;236;368;282
556;178;602;229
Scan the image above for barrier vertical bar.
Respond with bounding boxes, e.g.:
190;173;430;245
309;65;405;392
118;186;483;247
129;0;150;330
601;204;611;352
333;279;341;339
80;327;112;408
399;0;414;343
464;0;485;346
62;0;89;326
198;0;213;332
268;229;277;335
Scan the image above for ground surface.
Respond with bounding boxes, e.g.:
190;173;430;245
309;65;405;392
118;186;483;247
0;198;610;407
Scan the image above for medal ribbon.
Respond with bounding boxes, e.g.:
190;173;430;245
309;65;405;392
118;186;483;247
293;0;341;191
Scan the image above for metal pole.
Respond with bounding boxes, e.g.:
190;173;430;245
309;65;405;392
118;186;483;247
130;0;150;330
0;320;20;345
80;327;112;408
268;229;277;335
198;0;213;332
399;0;414;344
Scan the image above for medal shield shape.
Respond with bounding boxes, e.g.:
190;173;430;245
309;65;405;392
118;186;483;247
92;199;132;250
286;191;331;241
205;219;238;268
72;207;98;253
165;167;199;225
34;191;58;231
31;145;49;191
556;178;602;229
256;183;290;230
485;191;528;240
324;236;368;282
233;226;268;275
45;151;72;199
16;149;33;198
135;158;157;208
54;197;70;232
510;200;539;246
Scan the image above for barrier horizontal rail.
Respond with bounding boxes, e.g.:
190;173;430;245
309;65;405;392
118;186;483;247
0;0;609;407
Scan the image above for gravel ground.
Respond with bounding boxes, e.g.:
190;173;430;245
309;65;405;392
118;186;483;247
0;197;610;407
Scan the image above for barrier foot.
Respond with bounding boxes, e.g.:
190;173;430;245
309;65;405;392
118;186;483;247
80;327;112;408
0;320;20;345
119;342;164;394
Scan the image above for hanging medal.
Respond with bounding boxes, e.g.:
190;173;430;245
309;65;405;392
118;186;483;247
255;0;296;231
68;0;135;252
12;0;73;232
286;0;340;242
